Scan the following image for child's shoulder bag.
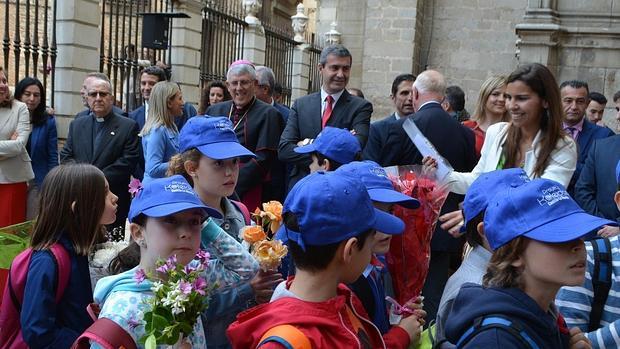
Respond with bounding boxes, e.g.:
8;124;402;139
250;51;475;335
71;303;137;349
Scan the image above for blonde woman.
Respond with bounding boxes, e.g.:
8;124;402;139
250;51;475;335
462;75;510;158
141;81;183;184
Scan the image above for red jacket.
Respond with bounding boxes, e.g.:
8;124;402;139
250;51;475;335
226;282;410;349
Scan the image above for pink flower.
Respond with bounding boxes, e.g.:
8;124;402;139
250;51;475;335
193;277;207;296
179;280;193;295
134;268;147;284
128;178;143;198
195;250;210;263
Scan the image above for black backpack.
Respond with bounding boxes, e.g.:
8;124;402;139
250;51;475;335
589;237;613;332
456;314;541;349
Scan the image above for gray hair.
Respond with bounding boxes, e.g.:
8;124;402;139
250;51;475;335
413;70;446;97
256;66;276;93
226;63;257;81
319;44;352;66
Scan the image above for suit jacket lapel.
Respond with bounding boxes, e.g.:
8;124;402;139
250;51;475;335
78;116;95;161
309;92;322;135
329;90;350;127
29;126;41;159
93;114;119;163
578;120;593;158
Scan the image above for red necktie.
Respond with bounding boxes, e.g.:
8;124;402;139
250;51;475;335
322;95;334;128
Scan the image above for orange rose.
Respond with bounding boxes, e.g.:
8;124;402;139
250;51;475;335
241;226;267;244
261;201;283;232
252;239;288;271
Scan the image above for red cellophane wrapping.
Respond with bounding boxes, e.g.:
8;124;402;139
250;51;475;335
384;165;449;305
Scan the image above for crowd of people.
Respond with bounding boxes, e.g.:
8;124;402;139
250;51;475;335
1;42;620;348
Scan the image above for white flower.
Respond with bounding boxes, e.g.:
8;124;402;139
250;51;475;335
151;281;164;293
162;288;188;315
90;241;129;268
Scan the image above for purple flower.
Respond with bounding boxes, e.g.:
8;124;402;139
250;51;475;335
166;255;178;268
179;280;193;295
127;317;142;330
156;264;170;274
134;268;146;284
193;277;207;296
184;263;197;274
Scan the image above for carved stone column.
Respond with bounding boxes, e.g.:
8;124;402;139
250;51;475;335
243;0;262;26
324;21;341;46
291;3;309;43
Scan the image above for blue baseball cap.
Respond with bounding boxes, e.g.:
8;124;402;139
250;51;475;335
336;161;420;209
294;127;361;165
484;178;616;250
128;175;222;222
179;116;255;160
275;171;405;250
460;168;530;233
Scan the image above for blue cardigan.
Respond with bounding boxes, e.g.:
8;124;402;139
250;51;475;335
141;125;179;184
27;115;59;187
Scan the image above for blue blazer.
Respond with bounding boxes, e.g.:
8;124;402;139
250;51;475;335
141;125;179;184
575;135;620;223
568;119;615;194
27;115;59;187
274;103;290;124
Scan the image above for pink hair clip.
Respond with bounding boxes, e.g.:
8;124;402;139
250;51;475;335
128;178;143;198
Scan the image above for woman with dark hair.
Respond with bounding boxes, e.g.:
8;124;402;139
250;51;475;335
0;67;34;227
15;76;59;219
198;80;230;114
429;63;577;195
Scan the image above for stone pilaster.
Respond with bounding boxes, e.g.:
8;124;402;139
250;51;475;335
290;44;311;101
242;23;266;65
54;0;101;138
169;0;203;107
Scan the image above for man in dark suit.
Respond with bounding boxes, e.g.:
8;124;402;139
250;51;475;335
61;75;140;232
363;73;415;164
575;135;620;237
279;44;373;190
207;60;284;211
404;70;477;322
560;80;614;194
128;65;195;131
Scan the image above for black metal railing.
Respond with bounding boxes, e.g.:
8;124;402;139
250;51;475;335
307;32;322;94
2;0;57;106
199;1;246;86
99;0;172;112
264;25;297;106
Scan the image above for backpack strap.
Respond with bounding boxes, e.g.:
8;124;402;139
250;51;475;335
71;317;138;349
589;238;613;332
456;315;540;349
231;199;252;225
258;324;312;349
49;243;71;303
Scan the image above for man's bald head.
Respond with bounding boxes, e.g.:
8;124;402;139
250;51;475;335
412;70;447;111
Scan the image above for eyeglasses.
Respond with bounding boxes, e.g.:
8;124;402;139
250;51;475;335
228;80;253;88
88;91;111;98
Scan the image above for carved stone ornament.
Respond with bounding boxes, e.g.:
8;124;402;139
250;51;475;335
291;3;309;43
243;0;262;25
324;21;341;45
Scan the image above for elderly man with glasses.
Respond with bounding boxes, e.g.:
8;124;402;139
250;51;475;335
60;73;140;232
206;60;284;211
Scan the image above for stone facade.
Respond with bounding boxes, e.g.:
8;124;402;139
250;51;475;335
314;0;620;129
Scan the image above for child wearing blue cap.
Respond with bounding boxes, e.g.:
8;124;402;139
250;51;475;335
556;160;620;348
92;176;258;349
294;126;361;173
445;178;614;348
227;171;423;349
336;160;423;334
434;168;529;348
169;116;282;349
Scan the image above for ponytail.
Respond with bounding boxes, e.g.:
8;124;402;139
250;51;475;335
166;149;202;186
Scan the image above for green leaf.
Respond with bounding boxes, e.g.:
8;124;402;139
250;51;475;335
145;334;157;349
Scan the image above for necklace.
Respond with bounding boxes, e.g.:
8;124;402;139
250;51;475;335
227;99;256;131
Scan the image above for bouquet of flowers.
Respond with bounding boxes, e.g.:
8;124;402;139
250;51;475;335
239;201;288;272
135;250;214;348
384;165;449;305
